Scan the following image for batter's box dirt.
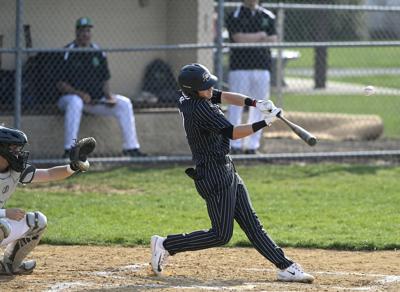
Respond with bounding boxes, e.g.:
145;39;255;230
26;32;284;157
0;245;399;291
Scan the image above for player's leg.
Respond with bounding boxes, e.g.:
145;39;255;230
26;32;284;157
243;70;270;152
0;211;47;275
164;167;236;252
228;70;251;151
151;164;237;275
84;95;141;151
0;218;29;247
57;94;84;153
233;180;314;283
233;178;293;269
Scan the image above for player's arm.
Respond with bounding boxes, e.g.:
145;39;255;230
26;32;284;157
31;166;75;183
196;100;280;140
221;119;271;140
30;137;97;183
220;91;252;106
103;80;112;99
220;91;276;115
57;81;91;103
102;80;117;105
101;55;114;102
223;108;281;140
218;92;282;139
212;89;252;106
232;31;276;43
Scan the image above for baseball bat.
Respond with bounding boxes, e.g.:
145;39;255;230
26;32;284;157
277;113;317;146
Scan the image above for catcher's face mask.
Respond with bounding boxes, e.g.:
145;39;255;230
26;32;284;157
0;126;29;172
0;144;29;172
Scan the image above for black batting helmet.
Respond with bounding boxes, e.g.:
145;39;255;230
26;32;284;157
178;63;218;97
0;126;29;172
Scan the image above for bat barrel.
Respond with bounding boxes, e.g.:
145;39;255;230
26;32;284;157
277;114;317;147
307;136;317;146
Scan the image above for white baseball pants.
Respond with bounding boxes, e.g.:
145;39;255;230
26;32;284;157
57;94;140;150
0;218;29;246
228;70;271;150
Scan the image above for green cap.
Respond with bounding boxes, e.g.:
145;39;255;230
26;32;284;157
75;17;93;28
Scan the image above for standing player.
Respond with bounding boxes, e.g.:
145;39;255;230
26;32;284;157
0;126;95;275
150;64;314;283
226;0;277;154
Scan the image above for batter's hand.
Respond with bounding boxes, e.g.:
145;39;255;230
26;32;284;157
264;107;282;126
255;100;276;114
6;208;26;221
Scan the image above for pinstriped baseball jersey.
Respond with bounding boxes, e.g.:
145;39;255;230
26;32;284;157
163;90;294;270
178;89;231;166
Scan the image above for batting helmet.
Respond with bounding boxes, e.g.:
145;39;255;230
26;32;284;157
178;63;218;96
0;126;29;172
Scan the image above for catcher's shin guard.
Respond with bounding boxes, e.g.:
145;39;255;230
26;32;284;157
2;211;47;274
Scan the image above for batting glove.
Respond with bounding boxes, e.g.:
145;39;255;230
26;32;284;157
264;107;282;126
255;100;276;114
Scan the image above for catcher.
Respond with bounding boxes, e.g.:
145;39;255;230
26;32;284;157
0;125;96;275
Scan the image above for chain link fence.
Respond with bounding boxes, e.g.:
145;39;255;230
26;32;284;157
1;0;399;162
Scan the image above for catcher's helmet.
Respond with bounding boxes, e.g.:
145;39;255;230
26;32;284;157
178;63;218;96
0;126;29;172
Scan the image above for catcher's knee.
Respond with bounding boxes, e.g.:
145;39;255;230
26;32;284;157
0;218;11;241
26;211;47;235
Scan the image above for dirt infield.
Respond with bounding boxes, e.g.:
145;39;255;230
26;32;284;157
0;245;399;291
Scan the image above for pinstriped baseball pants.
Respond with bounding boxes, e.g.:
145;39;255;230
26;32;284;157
163;160;293;270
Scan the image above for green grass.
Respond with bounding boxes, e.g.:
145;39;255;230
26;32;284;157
271;94;400;138
287;47;400;69
330;75;400;89
10;164;400;250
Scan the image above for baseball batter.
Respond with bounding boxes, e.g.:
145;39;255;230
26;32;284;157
0;126;95;275
150;64;314;283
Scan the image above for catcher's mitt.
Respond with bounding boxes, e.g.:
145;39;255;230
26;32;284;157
69;137;96;172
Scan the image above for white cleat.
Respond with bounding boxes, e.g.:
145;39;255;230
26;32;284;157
0;259;36;275
13;260;36;275
277;263;315;283
150;235;169;276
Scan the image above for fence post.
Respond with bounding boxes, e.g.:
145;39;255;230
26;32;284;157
14;0;24;129
313;7;329;89
276;6;285;108
215;0;224;90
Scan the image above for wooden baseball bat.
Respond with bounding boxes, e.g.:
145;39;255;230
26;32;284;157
277;113;317;146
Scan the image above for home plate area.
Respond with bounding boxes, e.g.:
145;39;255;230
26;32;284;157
0;245;398;291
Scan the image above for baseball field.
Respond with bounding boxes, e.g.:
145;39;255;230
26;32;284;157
1;163;399;291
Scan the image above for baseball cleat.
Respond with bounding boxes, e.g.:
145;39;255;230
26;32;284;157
150;235;169;276
0;259;36;275
13;260;37;275
0;260;12;276
277;263;314;283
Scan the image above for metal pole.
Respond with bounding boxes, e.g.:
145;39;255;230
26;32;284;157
276;7;285;108
14;0;24;129
215;0;224;89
